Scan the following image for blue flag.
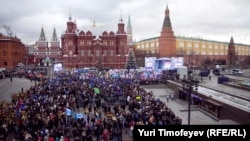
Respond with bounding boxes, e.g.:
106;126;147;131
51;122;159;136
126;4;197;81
65;108;72;116
75;113;84;119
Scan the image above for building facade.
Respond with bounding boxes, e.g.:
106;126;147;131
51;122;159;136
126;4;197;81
34;27;61;66
0;33;26;69
134;4;250;68
25;44;35;66
61;13;129;69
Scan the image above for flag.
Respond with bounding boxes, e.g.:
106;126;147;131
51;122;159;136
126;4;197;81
65;108;72;116
136;96;141;101
20;103;25;110
75;113;84;119
94;87;100;94
15;98;23;110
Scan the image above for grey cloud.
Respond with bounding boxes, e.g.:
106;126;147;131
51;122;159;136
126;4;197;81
0;0;249;45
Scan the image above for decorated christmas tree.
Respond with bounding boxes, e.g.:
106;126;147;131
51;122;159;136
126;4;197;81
125;47;137;70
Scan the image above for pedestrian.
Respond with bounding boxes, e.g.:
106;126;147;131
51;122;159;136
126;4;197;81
171;94;174;101
21;87;24;93
209;75;211;81
166;95;169;102
10;77;13;82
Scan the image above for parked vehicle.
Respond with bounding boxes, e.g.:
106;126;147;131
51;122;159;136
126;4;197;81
213;68;225;76
231;69;244;75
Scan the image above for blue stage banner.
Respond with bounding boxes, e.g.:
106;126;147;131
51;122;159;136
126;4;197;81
133;125;250;141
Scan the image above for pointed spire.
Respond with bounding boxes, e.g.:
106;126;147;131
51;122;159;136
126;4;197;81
127;13;133;45
93;20;96;27
229;36;235;48
162;4;172;28
127;14;132;27
166;4;169;11
52;27;57;41
230;36;234;43
119;9;123;23
68;7;72;21
39;26;46;41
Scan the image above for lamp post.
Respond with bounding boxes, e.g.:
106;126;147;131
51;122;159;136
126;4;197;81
182;70;199;125
25;55;28;69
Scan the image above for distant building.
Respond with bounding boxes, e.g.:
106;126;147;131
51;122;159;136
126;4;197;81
60;12;129;69
34;12;134;69
134;4;250;68
34;27;61;66
25;44;36;66
0;32;26;69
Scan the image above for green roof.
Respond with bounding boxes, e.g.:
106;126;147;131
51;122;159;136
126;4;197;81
176;36;228;44
137;36;159;42
162;4;172;28
135;35;250;47
127;15;132;27
176;35;250;46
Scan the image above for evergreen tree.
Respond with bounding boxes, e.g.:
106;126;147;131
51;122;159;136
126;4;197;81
125;47;137;70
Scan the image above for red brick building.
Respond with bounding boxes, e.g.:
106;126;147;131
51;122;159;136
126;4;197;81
61;14;129;69
0;33;26;69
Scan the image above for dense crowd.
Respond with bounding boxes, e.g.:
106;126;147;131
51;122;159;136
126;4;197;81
0;70;181;141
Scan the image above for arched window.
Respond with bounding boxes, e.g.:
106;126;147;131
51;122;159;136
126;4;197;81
103;50;107;56
81;50;84;56
110;50;114;56
88;50;91;56
96;50;100;56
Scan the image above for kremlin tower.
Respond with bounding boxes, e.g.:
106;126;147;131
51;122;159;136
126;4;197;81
159;5;176;57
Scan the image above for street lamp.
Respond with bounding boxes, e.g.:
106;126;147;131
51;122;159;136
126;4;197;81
182;70;199;125
25;55;28;69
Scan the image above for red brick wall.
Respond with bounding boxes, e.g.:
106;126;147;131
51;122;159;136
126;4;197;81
159;28;176;57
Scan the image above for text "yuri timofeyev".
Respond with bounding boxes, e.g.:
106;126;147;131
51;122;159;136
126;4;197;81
138;129;204;138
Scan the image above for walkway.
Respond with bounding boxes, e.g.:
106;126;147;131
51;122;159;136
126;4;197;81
141;84;239;125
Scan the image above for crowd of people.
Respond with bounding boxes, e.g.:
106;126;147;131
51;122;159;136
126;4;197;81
0;70;181;141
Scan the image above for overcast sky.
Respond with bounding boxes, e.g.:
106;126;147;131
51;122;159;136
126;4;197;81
0;0;249;45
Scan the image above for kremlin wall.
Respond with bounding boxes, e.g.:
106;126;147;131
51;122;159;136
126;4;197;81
134;5;250;68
